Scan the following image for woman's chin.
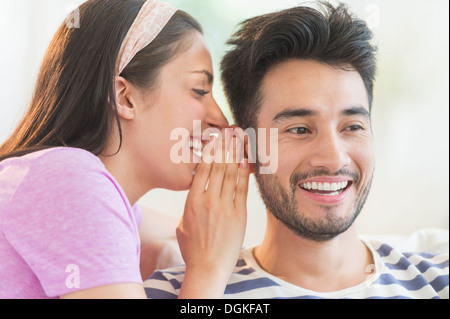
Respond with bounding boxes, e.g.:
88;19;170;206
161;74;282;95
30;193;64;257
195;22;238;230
166;169;195;191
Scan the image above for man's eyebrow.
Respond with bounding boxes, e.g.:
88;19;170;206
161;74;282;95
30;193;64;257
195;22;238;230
341;106;371;118
190;70;213;84
273;108;317;123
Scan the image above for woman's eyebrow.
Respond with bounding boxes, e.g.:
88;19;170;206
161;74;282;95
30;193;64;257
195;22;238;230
189;70;213;84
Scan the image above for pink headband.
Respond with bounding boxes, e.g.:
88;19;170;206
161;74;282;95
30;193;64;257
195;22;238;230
116;0;177;75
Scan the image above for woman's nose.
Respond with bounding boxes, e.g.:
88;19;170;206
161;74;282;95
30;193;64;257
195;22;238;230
205;97;229;129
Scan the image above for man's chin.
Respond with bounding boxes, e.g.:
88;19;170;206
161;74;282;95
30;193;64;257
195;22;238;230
256;170;372;243
275;209;357;242
295;203;355;224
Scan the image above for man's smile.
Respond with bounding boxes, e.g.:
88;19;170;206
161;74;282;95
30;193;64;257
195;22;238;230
297;177;354;205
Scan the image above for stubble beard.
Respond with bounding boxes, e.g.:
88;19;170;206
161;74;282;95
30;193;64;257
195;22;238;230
254;167;373;242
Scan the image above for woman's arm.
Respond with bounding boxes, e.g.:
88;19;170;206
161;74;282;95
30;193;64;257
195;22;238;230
60;283;146;299
139;205;179;245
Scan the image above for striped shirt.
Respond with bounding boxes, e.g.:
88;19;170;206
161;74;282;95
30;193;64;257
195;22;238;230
144;237;449;299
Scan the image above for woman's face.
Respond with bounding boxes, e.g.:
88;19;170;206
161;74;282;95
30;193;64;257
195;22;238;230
131;32;228;191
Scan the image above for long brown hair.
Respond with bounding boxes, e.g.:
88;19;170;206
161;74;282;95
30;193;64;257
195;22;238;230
0;0;202;162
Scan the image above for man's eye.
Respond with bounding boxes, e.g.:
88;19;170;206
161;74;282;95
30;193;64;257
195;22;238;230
287;127;310;135
192;89;210;97
345;125;364;132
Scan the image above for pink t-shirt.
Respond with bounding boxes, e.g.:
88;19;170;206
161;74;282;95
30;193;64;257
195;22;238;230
0;147;143;298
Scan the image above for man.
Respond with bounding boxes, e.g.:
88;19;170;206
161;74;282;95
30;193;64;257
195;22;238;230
144;3;449;298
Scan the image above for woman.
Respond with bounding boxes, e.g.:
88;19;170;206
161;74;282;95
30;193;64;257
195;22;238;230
0;0;249;299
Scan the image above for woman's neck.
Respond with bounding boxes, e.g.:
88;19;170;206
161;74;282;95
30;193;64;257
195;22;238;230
99;143;156;207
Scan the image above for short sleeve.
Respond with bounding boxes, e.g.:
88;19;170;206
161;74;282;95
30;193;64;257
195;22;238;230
3;149;142;297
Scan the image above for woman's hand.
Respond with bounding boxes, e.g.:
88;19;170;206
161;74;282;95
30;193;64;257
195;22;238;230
177;131;250;299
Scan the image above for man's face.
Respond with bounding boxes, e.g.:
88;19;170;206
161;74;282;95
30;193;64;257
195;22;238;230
254;59;375;242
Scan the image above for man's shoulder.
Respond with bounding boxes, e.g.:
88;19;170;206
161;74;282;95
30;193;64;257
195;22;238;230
363;230;449;298
363;229;449;276
361;228;449;255
372;239;449;279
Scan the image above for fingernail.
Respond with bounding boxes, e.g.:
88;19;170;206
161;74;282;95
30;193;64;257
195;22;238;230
241;158;248;169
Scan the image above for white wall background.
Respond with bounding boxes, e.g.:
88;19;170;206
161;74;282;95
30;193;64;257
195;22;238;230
1;0;448;248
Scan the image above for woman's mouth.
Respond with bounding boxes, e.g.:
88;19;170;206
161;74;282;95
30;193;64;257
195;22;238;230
189;137;203;158
189;132;220;160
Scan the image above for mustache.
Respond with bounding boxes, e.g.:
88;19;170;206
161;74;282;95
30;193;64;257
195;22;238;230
289;168;361;192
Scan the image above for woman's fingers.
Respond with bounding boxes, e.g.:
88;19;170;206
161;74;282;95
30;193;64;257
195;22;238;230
190;128;249;203
179;127;250;299
206;132;229;196
189;137;216;195
221;137;242;201
234;158;250;208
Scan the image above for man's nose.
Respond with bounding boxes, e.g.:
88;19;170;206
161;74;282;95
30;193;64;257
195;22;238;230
205;97;229;129
308;131;351;172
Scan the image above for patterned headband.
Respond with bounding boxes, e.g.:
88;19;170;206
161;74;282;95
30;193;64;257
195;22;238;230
116;0;177;75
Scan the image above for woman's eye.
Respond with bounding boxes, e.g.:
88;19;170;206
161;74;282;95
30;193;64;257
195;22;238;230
287;127;310;135
192;89;210;97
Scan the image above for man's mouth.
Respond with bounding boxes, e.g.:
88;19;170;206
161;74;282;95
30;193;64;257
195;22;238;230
299;180;352;196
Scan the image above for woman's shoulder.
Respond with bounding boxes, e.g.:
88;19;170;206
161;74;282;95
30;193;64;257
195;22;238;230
2;147;130;217
2;147;105;178
1;147;110;197
22;147;102;169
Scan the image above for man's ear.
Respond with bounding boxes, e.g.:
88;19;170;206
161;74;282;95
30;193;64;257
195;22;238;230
114;76;135;120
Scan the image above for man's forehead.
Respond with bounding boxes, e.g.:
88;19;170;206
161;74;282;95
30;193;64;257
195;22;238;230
271;105;370;124
258;59;370;121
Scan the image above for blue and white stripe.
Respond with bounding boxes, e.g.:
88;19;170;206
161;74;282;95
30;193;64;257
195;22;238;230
144;238;449;299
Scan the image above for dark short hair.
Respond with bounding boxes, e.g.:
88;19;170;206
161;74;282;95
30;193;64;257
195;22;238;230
0;0;202;162
221;2;377;129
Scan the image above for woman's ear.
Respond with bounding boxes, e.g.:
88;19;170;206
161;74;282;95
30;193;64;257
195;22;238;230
114;76;136;120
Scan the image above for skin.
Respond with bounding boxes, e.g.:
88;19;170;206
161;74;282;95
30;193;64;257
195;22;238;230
253;59;376;292
177;136;250;298
61;32;250;299
102;32;228;205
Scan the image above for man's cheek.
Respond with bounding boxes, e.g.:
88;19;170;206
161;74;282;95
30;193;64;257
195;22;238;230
256;128;279;175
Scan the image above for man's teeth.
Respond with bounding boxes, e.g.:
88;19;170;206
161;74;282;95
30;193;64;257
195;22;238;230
300;181;349;193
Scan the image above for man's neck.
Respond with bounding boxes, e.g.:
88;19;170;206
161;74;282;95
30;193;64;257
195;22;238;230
253;213;374;292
